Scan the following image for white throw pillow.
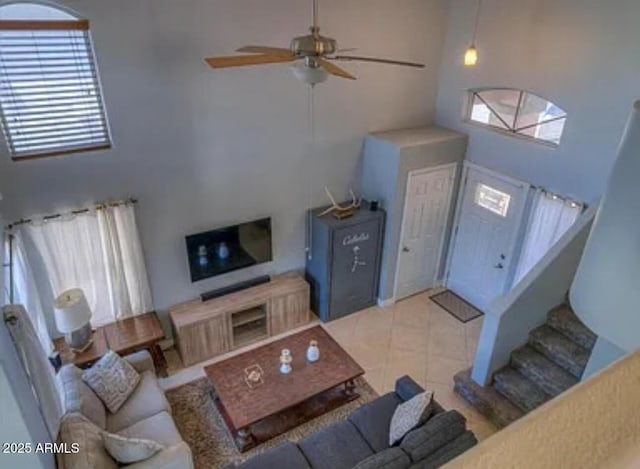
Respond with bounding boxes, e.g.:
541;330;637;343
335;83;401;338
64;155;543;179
388;391;434;446
103;432;164;464
82;350;140;413
59;413;117;469
57;364;107;429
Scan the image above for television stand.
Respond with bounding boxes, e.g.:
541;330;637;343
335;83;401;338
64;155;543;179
169;273;311;366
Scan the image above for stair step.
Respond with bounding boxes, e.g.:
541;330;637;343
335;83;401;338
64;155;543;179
529;325;590;378
511;346;578;397
492;367;551;413
547;305;597;351
453;368;524;428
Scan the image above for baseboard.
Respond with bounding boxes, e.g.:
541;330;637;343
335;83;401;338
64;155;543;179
377;297;396;307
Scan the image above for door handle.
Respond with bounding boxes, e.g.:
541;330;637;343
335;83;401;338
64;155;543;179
402;246;410;252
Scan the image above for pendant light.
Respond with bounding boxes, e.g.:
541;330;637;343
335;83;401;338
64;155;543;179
465;0;483;66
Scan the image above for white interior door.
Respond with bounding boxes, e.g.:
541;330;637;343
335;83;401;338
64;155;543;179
395;164;456;300
446;165;529;311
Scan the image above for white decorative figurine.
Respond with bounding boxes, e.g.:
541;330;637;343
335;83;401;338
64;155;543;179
306;340;320;362
279;348;292;374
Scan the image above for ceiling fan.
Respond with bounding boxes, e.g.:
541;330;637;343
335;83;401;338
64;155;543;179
204;0;425;85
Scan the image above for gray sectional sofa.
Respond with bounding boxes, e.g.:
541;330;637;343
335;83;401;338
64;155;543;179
227;376;477;469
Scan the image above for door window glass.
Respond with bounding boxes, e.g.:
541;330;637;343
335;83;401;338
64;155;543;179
475;183;511;217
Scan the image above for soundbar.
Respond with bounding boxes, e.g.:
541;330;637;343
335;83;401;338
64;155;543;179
200;275;271;302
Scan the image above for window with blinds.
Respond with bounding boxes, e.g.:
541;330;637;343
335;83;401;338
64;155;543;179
0;13;111;160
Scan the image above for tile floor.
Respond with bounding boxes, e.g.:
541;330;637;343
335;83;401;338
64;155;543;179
160;290;498;442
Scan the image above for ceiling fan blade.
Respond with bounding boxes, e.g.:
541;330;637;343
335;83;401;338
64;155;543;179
332;55;425;68
205;54;295;69
317;59;356;80
236;46;295;58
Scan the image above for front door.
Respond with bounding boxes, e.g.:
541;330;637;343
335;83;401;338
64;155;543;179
446;165;528;311
395;164;456;300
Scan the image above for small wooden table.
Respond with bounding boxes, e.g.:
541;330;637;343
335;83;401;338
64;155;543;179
54;329;109;368
54;312;167;376
103;312;167;376
204;325;364;452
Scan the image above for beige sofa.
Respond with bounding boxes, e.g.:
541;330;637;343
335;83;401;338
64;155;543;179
56;350;193;469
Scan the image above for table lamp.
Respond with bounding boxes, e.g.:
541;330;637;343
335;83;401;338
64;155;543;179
54;288;93;352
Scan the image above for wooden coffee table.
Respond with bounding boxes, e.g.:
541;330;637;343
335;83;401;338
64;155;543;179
204;325;364;452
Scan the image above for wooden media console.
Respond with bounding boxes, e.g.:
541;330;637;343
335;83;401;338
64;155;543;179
169;273;311;366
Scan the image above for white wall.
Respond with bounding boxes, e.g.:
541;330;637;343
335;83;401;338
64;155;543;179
0;367;50;469
570;101;640;354
0;214;51;469
0;314;53;468
436;0;640;203
0;0;450;331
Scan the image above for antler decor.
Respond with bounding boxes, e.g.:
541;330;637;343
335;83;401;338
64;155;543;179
318;187;361;218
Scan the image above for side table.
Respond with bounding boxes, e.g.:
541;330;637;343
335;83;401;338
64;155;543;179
53;312;168;377
103;312;168;377
54;328;108;369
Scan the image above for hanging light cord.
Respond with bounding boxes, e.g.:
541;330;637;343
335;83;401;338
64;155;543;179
313;0;319;29
305;84;316;260
306;0;319;260
471;0;483;44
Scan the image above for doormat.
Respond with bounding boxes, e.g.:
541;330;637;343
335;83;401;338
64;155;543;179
430;290;483;323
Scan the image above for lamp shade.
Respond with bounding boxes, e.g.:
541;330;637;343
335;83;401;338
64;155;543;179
54;288;92;333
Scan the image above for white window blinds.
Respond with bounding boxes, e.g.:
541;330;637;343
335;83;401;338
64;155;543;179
0;19;111;159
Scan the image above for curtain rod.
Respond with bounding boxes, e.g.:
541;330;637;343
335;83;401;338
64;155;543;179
533;187;584;209
5;198;138;230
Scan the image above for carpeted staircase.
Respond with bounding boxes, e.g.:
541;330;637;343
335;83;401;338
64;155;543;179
453;304;597;428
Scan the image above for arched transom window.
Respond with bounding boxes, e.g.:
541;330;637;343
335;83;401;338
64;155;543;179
467;89;567;146
0;3;111;160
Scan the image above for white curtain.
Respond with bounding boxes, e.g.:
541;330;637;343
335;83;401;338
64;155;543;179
97;204;153;320
21;203;153;327
513;189;583;286
10;232;53;353
4;304;62;440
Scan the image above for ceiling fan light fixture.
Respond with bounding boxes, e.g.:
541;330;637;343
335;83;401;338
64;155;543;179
290;62;329;85
204;0;425;82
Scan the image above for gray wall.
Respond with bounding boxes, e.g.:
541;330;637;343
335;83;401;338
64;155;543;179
0;322;54;469
362;128;467;301
0;211;52;468
436;0;640;203
0;0;450;333
581;337;625;381
570;102;640;354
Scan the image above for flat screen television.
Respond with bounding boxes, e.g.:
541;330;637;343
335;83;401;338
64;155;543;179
186;217;273;282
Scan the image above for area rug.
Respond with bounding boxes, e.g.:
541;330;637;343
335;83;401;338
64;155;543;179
430;289;483;323
165;376;378;469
